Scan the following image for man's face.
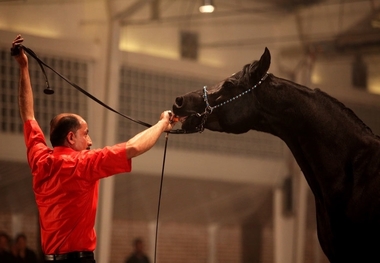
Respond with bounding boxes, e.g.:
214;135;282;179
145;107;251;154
71;118;92;151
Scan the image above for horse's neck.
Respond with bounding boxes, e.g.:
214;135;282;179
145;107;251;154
257;83;373;199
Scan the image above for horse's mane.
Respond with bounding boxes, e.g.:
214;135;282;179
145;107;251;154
314;88;376;136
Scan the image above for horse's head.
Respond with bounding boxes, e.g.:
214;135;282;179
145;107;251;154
172;48;271;134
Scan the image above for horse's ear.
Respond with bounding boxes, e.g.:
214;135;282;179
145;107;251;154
258;47;271;73
250;47;271;78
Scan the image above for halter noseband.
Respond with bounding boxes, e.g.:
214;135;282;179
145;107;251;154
194;73;269;133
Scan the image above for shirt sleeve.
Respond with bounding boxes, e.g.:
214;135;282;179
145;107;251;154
79;143;132;180
24;120;50;172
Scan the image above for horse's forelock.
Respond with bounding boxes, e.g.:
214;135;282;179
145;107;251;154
227;63;252;86
224;61;262;89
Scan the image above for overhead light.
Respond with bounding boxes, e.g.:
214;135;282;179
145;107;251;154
199;0;215;13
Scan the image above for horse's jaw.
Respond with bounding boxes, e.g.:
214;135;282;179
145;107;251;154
178;114;224;132
204;120;224;132
177;113;253;134
179;115;202;131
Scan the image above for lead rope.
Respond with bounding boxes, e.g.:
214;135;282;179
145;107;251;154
154;132;169;263
17;45;154;128
12;44;198;134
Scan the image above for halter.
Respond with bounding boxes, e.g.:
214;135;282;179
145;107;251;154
194;73;269;132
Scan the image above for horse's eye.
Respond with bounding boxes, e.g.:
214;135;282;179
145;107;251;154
223;81;235;89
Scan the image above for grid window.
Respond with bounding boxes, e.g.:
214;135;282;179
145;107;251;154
0;47;88;135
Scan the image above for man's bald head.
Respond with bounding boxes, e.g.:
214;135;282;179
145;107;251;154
50;113;83;147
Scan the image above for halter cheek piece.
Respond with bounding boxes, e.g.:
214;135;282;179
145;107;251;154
194;73;269;133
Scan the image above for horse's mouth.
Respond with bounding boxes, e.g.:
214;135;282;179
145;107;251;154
177;116;187;123
173;114;202;131
175;115;191;126
172;115;187;124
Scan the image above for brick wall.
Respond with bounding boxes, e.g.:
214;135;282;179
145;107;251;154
261;226;274;263
0;213;245;263
111;220;244;263
0;213;12;234
217;225;241;263
0;212;328;263
111;219;151;263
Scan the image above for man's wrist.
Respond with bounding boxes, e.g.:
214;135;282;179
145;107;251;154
158;119;169;128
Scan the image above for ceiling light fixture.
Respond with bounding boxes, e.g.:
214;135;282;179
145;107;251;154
199;0;215;13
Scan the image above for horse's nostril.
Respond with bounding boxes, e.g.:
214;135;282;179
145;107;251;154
175;96;184;107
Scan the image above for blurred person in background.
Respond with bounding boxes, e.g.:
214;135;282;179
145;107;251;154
125;238;150;263
0;231;15;263
12;233;38;263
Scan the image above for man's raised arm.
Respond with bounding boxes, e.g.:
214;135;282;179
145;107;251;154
13;35;35;123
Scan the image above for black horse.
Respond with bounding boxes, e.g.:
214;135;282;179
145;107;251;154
172;48;380;263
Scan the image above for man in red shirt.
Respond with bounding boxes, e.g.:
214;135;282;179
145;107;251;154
12;35;176;263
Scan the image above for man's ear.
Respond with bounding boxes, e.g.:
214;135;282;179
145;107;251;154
66;131;75;145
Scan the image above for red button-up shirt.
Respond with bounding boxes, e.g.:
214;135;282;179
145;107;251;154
24;120;131;254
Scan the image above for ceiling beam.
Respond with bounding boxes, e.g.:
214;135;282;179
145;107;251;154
113;0;153;21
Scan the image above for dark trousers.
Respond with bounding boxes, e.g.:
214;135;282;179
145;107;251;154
45;259;95;263
44;252;95;263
